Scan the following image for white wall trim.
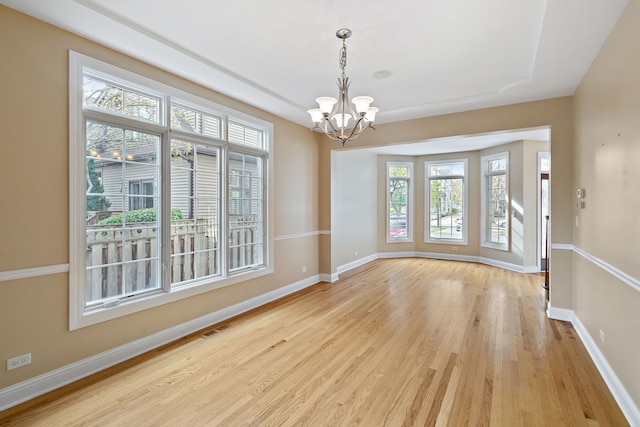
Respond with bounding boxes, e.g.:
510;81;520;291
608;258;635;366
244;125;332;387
420;252;479;263
337;254;378;274
478;257;529;273
550;242;574;251
377;251;420;259
319;273;339;283
549;243;640;294
377;251;536;273
273;231;322;241
573;246;640;294
572;315;640;427
0;275;320;412
546;305;575;322
0;264;69;283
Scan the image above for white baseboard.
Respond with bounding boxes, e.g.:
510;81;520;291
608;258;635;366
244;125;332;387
522;265;541;274
377;251;532;273
419;251;479;263
319;273;338;283
478;256;529;273
0;275;321;412
377;251;418;259
546;305;575;322
337;254;378;274
572;316;640;427
545;307;639;426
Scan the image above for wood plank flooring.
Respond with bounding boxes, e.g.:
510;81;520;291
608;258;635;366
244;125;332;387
0;258;629;426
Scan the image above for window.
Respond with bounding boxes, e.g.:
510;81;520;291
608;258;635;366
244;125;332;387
387;162;412;242
70;52;272;329
426;159;467;243
228;152;263;271
129;180;155;210
481;152;509;249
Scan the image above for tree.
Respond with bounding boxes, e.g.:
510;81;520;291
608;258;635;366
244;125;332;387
388;166;409;216
86;159;111;211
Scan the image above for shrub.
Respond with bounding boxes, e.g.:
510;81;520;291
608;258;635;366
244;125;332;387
98;208;183;225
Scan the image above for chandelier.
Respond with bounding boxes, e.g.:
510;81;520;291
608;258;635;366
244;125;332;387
307;28;378;146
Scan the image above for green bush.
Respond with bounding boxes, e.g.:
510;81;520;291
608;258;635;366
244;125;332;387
98;208;183;225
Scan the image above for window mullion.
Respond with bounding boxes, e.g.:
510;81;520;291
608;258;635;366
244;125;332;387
161;130;172;292
83;108;166;135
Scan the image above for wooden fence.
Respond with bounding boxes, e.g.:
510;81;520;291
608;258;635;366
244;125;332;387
86;217;260;302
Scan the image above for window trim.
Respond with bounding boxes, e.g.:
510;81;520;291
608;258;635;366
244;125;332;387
69;51;274;330
425;158;468;245
386;161;413;243
480;151;510;251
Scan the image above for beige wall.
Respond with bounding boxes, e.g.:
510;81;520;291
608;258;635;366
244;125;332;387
0;6;320;389
332;150;378;267
572;0;640;409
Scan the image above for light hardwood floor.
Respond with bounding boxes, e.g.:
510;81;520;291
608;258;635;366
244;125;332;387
0;258;629;426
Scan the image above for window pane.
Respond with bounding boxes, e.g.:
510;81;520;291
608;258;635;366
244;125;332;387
388;178;408;239
487;174;508;244
540;155;550;173
83;75;160;123
85;122;161;304
488;158;507;172
429;178;463;240
229;152;263;270
171;104;221;139
229;122;264;149
170;140;221;285
389;165;409;178
428;162;465;177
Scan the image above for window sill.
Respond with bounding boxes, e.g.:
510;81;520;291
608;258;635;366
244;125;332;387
70;266;273;330
425;239;468;245
481;242;509;252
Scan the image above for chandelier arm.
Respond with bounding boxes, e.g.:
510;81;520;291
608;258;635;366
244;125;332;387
342;117;369;142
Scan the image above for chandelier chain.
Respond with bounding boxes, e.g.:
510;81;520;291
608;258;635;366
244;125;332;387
339;40;348;77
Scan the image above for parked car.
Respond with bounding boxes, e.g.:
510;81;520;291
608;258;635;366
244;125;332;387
389;218;407;238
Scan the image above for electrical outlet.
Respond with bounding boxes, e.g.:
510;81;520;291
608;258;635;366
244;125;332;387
599;329;605;343
7;353;31;371
301;266;307;273
452;246;458;251
354;251;358;257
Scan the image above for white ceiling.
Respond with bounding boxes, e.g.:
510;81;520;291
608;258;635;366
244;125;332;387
1;0;627;153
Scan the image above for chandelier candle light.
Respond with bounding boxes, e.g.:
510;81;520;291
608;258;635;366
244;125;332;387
308;28;378;146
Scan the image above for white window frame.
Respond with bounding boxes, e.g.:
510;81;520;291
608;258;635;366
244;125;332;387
425;159;468;244
481;151;509;251
69;52;273;329
386;161;413;243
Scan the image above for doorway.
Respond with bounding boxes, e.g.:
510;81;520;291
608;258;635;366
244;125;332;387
538;153;550;271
